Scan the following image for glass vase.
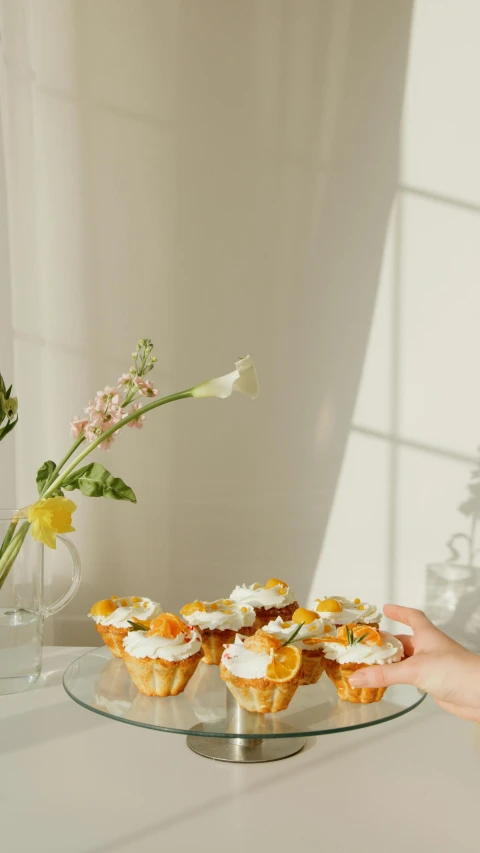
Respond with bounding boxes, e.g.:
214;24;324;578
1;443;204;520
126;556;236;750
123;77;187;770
0;510;81;694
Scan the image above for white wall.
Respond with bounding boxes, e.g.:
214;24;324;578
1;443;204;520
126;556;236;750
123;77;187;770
311;0;480;650
0;0;443;646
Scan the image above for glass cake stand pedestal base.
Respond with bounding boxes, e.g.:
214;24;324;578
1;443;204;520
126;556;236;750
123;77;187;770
63;647;425;764
186;691;306;762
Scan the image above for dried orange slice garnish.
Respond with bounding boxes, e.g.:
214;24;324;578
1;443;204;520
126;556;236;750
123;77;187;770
337;624;382;645
266;645;302;682
90;599;117;617
148;613;185;639
180;601;206;617
292;607;317;625
265;577;288;592
315;598;342;613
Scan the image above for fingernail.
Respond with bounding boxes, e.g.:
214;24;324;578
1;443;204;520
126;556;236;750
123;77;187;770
349;673;367;687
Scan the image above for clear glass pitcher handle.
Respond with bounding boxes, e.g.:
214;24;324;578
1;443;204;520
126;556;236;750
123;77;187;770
43;534;81;618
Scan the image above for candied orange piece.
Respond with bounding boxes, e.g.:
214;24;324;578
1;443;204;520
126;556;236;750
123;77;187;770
90;599;117;617
266;645;302;682
302;637;324;646
180;600;206;617
353;597;361;605
244;631;282;654
129;618;151;630
265;577;288;592
148;613;185;639
337;624;382;645
315;598;342;613
293;607;317;625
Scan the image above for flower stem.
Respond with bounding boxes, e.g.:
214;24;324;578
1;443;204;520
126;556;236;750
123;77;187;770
42;389;193;499
39;435;85;496
0;521;30;590
0;518;18;560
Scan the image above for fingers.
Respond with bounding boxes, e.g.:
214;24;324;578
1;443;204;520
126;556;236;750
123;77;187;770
395;634;415;656
349;658;419;689
383;604;432;632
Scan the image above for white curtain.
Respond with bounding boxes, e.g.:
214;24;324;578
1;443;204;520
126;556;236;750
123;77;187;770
0;0;412;644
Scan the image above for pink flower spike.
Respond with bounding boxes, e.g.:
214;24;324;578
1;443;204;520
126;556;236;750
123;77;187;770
96;386;121;406
133;377;158;397
70;416;89;439
127;402;146;429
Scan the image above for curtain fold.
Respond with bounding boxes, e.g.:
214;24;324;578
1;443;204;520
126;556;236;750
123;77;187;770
0;0;412;644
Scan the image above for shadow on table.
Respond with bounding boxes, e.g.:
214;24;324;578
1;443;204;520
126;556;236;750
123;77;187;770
0;649;107;755
85;700;436;853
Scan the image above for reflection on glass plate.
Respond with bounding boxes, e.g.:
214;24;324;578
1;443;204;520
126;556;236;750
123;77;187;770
64;647;425;740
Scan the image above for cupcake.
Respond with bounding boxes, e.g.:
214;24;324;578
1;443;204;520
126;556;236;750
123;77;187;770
220;630;302;713
314;596;382;628
322;624;404;704
122;613;203;696
262;608;335;685
89;596;162;657
229;578;298;629
180;598;256;665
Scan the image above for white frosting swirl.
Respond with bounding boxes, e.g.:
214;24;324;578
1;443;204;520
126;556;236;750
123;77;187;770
181;600;256;631
262;616;334;650
90;597;162;628
322;631;403;665
315;596;382;626
221;635;271;679
230;582;295;610
123;626;202;661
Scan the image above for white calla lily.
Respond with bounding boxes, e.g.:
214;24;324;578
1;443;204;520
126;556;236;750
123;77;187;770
191;355;260;400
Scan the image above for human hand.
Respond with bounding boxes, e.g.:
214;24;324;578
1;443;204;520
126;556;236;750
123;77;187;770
348;604;480;721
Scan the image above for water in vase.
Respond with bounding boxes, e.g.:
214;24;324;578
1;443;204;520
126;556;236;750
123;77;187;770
0;608;43;694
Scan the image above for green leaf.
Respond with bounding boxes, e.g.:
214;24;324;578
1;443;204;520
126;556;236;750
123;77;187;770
62;462;137;503
127;620;148;632
36;460;63;497
0;415;18;443
281;621;305;647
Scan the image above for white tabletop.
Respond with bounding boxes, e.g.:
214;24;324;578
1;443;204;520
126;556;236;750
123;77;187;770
0;647;478;852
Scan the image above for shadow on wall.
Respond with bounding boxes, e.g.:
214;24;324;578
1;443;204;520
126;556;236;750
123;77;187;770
0;0;413;644
425;450;480;652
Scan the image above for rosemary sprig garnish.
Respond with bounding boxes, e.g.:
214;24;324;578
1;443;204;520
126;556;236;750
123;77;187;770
346;625;369;646
281;621;305;647
127;620;148;632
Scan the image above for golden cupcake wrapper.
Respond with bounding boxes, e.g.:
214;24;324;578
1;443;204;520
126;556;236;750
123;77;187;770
252;601;299;630
199;626;257;665
299;649;326;686
95;623;128;658
219;663;300;713
123;649;204;696
325;659;386;704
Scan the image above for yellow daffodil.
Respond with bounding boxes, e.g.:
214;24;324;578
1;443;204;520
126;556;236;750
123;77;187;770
25;497;77;549
191;355;260;400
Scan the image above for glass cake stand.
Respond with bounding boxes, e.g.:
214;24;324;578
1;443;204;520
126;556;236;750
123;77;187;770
63;647;426;763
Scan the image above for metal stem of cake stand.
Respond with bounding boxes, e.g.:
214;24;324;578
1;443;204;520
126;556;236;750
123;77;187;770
186;687;306;763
